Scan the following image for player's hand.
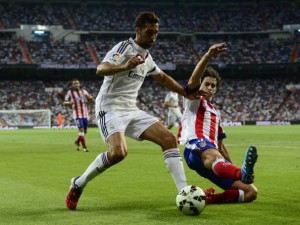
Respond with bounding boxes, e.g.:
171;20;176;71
124;53;145;70
207;42;228;58
64;100;74;106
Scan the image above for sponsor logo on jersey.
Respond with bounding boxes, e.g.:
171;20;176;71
110;53;121;62
128;71;144;81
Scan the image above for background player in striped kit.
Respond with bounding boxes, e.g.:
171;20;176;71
65;11;201;210
164;91;183;130
179;42;258;204
64;78;94;152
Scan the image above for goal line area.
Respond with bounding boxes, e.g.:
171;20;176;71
0;109;51;129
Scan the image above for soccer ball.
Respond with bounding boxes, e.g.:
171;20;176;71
176;185;206;215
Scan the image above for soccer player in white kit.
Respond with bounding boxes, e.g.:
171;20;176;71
164;91;183;129
179;42;258;204
66;12;195;210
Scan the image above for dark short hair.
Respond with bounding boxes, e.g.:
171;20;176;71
200;67;221;88
72;78;79;82
135;12;159;29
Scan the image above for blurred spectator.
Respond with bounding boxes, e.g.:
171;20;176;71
1;78;299;125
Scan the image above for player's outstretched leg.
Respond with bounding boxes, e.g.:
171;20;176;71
241;146;258;184
66;176;83;210
74;141;80;151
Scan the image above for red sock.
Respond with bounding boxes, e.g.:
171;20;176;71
212;160;242;180
207;189;240;204
80;136;87;149
177;122;182;144
76;136;81;144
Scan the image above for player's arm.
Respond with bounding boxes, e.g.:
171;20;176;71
63;91;74;106
63;100;74;106
152;71;188;98
187;42;227;89
96;54;144;76
218;140;233;163
87;95;94;103
84;91;94;103
164;101;175;108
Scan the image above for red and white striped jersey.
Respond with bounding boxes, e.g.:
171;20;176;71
179;96;225;147
65;89;90;119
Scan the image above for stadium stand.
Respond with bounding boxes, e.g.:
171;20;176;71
0;0;299;126
0;78;299;126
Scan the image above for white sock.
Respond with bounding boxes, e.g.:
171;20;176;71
238;189;245;203
75;151;111;188
163;148;187;191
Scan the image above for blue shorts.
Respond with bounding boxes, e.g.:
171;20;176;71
183;138;235;190
75;118;88;131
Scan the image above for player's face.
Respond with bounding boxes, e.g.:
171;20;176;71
200;76;217;100
72;80;80;90
136;23;159;49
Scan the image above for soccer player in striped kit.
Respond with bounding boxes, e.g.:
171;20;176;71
179;43;258;204
64;78;94;152
65;12;200;210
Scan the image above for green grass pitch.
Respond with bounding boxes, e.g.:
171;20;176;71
0;125;299;225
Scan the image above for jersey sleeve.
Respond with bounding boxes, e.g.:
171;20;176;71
183;80;200;95
164;93;171;102
146;54;161;76
102;41;130;65
82;89;91;100
218;123;226;140
64;90;71;101
82;89;90;97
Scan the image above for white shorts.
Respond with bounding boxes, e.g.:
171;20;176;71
167;107;182;126
96;110;159;144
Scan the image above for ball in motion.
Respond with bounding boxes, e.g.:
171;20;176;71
176;185;206;215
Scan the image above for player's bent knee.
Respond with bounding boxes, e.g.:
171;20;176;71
244;187;258;202
109;147;128;164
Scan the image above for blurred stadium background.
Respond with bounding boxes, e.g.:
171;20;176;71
0;0;299;128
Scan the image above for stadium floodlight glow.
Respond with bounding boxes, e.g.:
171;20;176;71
33;30;45;34
36;25;47;30
32;30;51;37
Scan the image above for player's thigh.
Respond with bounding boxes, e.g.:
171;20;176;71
201;148;224;169
75;118;84;129
174;108;183;120
185;148;234;190
189;142;224;169
140;121;177;150
83;118;88;133
125;110;158;140
96;111;128;144
167;113;175;125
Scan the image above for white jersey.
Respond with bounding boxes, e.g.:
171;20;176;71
95;38;161;116
165;91;179;108
164;91;182;125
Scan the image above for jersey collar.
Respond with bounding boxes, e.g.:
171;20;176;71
129;37;149;54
